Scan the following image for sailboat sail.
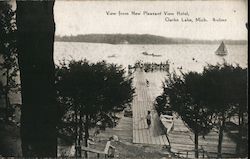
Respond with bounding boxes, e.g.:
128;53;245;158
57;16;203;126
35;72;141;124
215;41;228;56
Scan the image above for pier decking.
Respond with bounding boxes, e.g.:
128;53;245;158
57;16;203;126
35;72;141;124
132;71;169;145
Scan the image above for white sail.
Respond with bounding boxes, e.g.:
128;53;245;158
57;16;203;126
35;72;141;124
215;41;228;56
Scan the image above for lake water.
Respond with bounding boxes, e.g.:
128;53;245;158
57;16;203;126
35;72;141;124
4;42;248;105
54;42;248;74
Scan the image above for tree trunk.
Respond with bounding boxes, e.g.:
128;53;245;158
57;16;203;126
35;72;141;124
78;109;83;157
4;89;10;121
217;117;225;158
194;131;199;158
194;116;199;158
192;114;199;158
16;1;57;157
4;69;10;121
84;114;90;158
74;104;79;157
236;110;243;155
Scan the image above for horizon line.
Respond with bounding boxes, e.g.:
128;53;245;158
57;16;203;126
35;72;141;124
54;33;248;41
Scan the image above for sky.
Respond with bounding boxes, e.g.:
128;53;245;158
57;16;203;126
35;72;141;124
54;0;248;40
10;0;247;41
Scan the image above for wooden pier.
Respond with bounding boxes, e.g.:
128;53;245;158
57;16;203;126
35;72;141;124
132;70;237;158
58;70;238;158
132;71;169;145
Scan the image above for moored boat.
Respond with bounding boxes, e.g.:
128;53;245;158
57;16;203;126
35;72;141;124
107;54;117;58
142;51;162;57
160;114;174;134
142;51;149;55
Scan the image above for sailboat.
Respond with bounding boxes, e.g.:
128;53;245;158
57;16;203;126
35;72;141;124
215;41;228;56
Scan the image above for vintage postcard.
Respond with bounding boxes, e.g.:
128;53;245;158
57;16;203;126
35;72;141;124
0;0;248;158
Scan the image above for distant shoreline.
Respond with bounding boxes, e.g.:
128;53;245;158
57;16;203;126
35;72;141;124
54;41;247;45
55;34;247;45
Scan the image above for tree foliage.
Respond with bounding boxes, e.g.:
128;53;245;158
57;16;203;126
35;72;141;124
0;2;18;121
163;72;213;135
0;2;18;85
201;63;247;157
162;71;213;157
160;62;247;157
56;59;134;157
154;93;171;115
202;63;247;117
56;59;134;121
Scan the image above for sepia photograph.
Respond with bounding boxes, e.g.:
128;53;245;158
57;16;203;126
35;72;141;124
0;0;248;158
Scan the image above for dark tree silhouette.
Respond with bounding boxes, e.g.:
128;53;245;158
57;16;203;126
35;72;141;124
202;63;247;157
56;59;134;157
0;2;18;122
228;65;247;156
154;94;170;116
16;1;57;157
163;71;213;158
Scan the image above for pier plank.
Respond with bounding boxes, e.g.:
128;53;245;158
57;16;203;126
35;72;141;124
132;71;168;145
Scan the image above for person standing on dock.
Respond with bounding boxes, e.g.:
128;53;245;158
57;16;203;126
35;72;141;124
146;111;152;128
146;79;149;87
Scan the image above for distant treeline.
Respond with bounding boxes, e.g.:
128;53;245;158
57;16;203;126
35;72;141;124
55;34;247;45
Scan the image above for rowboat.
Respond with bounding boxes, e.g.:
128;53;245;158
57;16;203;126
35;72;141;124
160;114;174;134
142;51;162;57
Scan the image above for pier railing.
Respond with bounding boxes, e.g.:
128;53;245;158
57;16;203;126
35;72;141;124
175;148;209;159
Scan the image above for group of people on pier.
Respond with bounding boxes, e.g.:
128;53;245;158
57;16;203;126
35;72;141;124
128;60;170;74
